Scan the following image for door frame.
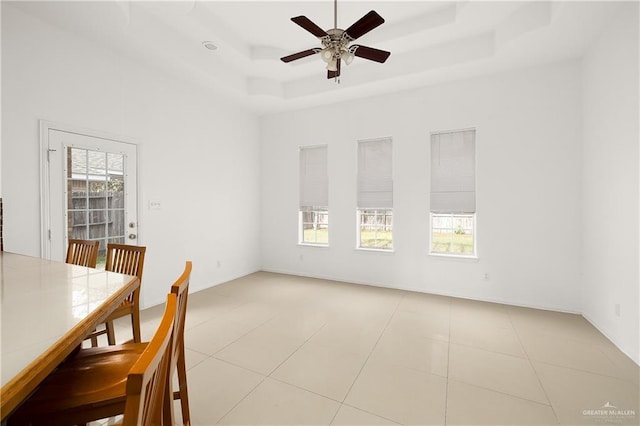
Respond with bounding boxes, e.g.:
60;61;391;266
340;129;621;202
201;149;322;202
39;120;140;259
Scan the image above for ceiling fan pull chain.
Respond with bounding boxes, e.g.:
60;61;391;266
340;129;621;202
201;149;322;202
334;0;337;29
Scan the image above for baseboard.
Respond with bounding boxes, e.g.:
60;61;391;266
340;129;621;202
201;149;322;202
141;268;262;309
259;267;581;314
581;312;640;367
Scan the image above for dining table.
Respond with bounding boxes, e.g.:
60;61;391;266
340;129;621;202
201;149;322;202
0;251;140;421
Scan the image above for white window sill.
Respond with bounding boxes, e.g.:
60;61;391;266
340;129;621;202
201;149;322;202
355;247;395;254
298;243;329;248
429;252;479;261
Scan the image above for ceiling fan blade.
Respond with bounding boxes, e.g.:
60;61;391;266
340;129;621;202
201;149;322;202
327;57;341;79
345;10;385;40
352;45;391;63
281;49;320;63
291;16;328;38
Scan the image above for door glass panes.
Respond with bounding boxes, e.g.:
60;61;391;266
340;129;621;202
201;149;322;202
67;148;126;265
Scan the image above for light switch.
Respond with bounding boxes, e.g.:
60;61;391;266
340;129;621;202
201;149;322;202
148;199;162;210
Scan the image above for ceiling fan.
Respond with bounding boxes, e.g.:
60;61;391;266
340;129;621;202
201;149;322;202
280;0;391;79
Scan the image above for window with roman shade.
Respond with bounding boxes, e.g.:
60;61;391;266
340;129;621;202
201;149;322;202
357;138;393;250
357;138;393;209
299;145;328;245
430;129;476;256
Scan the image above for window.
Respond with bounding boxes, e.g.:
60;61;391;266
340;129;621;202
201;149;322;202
430;129;476;256
431;213;475;254
300;208;328;244
299;145;328;245
358;209;393;249
357;138;393;250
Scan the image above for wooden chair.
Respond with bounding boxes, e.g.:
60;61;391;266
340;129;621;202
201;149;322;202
65;239;99;268
168;261;192;426
9;293;177;425
90;243;146;346
122;293;176;426
9;262;192;425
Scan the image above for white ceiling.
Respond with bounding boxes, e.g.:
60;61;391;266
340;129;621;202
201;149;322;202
9;1;623;115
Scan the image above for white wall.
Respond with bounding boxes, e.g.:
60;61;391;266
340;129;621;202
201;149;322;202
260;60;583;313
1;5;262;307
581;3;639;364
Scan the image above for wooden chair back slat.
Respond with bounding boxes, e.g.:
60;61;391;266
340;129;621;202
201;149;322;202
105;243;146;305
106;243;146;280
66;239;99;268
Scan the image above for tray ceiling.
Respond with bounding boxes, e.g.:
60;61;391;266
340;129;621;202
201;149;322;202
7;1;624;115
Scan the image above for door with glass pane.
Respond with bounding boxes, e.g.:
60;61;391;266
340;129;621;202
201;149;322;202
45;127;138;263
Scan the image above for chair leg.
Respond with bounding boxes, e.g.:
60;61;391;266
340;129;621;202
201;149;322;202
174;350;191;426
132;308;142;343
106;321;116;345
90;334;99;347
163;378;175;426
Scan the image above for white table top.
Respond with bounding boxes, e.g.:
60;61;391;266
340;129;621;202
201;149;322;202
0;252;139;418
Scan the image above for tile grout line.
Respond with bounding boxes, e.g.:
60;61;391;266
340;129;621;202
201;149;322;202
338;402;404;425
143;309;256;424
268;375;343;405
443;297;452;426
511;319;635;382
207;316;277;357
182;297;250;331
448;339;529;359
329;294;404;425
266;321;329;378
264;375;404;425
208;321;327;377
189;308;318;424
506;308;561;425
447;377;556;408
210;315;327;424
182;313;269;372
214;374;268;425
531;358;640;384
218;323;333;425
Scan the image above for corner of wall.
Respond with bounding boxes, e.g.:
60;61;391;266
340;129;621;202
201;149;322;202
580;3;640;365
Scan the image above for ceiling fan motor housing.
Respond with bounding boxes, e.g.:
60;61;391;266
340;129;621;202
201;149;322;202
321;28;350;60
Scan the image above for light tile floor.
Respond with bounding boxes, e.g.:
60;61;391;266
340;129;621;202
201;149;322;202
109;272;639;426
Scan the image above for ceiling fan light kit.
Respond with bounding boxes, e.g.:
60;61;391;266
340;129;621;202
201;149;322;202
281;0;391;80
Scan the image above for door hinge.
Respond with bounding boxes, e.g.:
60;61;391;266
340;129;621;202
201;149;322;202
47;148;57;162
48;229;52;240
